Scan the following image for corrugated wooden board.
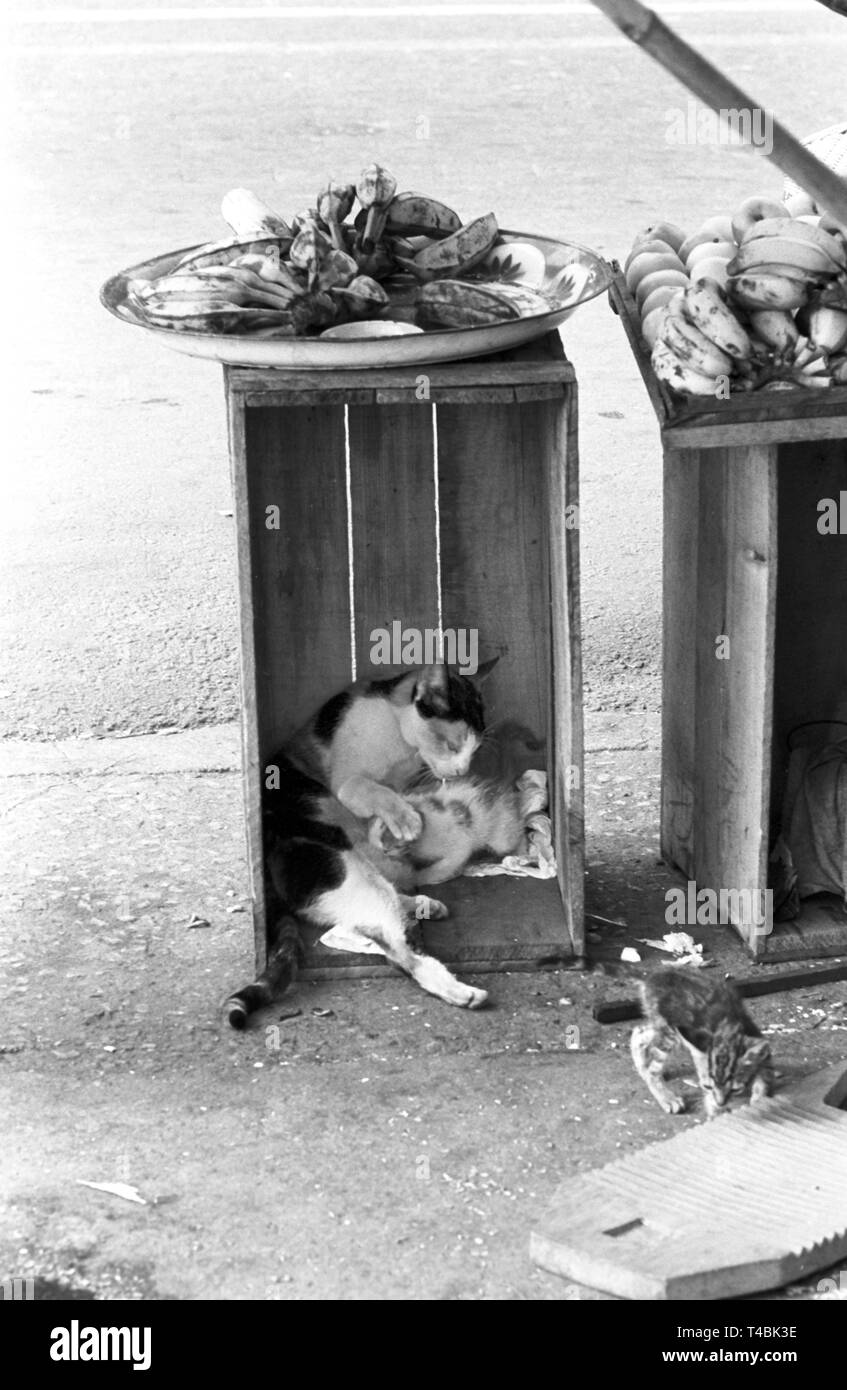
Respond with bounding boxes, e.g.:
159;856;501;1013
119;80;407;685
531;1063;847;1301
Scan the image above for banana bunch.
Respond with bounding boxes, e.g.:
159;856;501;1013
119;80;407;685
125;165;519;338
651;280;752;397
726;217;846;313
627;194;847;396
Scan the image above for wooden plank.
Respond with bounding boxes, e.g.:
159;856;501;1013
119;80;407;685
300;876;570;978
242;405;352;751
593;960;847;1023
660;446;701;877
436;400;549;741
347;402;439;677
544;388;585;958
436;395;578;958
693;446;778;953
663;413;847;449
225;384;266;975
226;338;574;401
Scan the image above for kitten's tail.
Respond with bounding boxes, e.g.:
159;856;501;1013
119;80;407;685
224;916;303;1031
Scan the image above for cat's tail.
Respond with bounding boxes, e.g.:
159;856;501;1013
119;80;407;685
224;917;303;1031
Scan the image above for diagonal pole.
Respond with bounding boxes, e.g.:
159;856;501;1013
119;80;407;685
589;0;847;227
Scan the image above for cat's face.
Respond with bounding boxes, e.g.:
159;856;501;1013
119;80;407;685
706;1026;768;1108
398;665;486;779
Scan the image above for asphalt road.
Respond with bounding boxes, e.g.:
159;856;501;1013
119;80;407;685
4;0;846;739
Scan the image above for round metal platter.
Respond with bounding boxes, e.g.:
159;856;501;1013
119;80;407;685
101;231;613;369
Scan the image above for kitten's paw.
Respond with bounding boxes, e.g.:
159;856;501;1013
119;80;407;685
661;1094;686;1115
415;894;449;921
750;1079;772;1104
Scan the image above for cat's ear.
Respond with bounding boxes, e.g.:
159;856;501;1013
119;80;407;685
743;1038;770;1065
415;664;449;696
473;655;500;683
413;664;450;711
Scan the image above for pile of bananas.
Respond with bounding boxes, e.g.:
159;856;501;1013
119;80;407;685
125;168;535;337
625;195;847;397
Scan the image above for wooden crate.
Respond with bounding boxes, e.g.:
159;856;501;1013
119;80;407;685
224;333;584;980
611;271;847;962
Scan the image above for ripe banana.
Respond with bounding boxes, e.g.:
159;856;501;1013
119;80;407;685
330;274;390;316
741;217;847;271
356;163;398;251
416;279;522;328
642;303;670;347
221;189;292;240
747;309;799;360
651;338;724;397
385;193;462;239
729;273;808;312
807;304;847;356
681;279;752;360
411;213;499;280
661;310;734;377
728;237;840;279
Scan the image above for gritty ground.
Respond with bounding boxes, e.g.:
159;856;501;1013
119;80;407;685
2;717;846;1301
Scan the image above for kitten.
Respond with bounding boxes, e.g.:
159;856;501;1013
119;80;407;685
225;662;504;1028
368;772;530;885
631;968;774;1117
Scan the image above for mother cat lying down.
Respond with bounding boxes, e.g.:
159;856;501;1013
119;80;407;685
226;662;534;1028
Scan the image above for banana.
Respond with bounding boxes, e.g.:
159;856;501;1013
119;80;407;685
807;304;847;356
625;251;685;294
642;303;671;347
635;268;689;312
385;193;462;239
728;272;808;312
741;217;847;270
356;163;398;250
661;310;734;377
747;309;799;360
411;213;499;280
728;238;840;279
416;279;522;328
651;338;724;397
221;189;292;240
329;274;390;316
681;279;752;360
688;257;730;289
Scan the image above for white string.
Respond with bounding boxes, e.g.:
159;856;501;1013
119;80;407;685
432;403;443;652
344;405;357;681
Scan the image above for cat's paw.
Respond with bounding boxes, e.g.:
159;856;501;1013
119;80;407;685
414;895;449;921
375;794;422;843
661;1094;686;1115
460;984;489;1009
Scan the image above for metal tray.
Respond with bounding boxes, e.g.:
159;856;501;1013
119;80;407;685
100;231;613;369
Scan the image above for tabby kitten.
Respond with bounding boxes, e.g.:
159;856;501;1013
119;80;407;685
631;968;774;1117
225;662;506;1028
